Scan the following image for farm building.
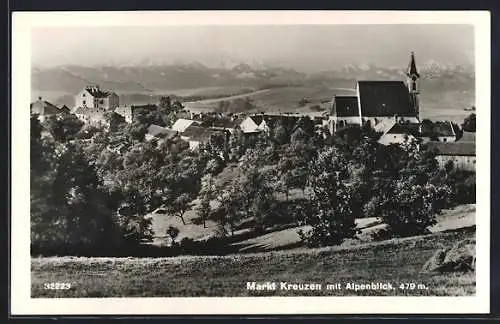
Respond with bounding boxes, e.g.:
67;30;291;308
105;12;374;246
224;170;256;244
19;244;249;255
427;141;476;172
181;125;227;151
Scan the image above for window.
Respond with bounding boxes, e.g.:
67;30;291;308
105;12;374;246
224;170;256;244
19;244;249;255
82;93;85;97
99;100;104;104
443;138;447;142
83;100;86;105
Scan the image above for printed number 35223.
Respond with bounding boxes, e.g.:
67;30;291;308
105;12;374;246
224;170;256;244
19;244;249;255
44;282;71;290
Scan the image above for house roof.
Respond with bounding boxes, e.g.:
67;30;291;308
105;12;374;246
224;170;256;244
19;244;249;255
373;118;397;134
386;122;421;137
171;118;197;132
332;96;359;117
147;124;178;138
85;86;114;98
181;125;225;142
30;99;61;116
432;121;455;137
357;81;415;117
426;142;475;156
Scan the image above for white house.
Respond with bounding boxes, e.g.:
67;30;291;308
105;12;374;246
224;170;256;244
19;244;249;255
74;85;119;110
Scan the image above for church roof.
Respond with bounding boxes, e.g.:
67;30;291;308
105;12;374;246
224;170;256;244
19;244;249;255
357;81;415;117
332;96;359;117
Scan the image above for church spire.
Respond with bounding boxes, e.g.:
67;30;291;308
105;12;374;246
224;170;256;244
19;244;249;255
406;52;420;119
407;51;420;78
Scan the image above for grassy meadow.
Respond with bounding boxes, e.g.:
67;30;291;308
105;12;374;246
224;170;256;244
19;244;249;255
31;226;475;297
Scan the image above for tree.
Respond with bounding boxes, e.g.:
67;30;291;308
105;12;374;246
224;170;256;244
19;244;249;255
104;111;127;133
298;147;357;247
166;226;180;245
366;177;451;239
194;194;211;228
43;114;84;142
462;113;476;132
273;124;289;146
165;193;193;225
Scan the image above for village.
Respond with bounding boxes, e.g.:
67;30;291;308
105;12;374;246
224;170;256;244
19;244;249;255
31;52;476;172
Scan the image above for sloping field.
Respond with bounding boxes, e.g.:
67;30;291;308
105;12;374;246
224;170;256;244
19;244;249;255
233;204;475;252
184;86;356;113
31;226;475;297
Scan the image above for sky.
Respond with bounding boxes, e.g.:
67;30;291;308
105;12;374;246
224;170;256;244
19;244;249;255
31;25;474;72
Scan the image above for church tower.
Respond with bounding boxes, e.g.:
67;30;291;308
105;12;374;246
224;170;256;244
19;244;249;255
406;52;420;118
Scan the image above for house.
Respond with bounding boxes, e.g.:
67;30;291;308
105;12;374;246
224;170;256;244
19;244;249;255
377;121;421;146
330;52;421;133
74;84;119;110
74;106;108;128
30;97;64;122
239;114;304;134
180;125;226;150
420;121;456;143
171;118;201;133
376;119;456;146
426;141;476;171
145;124;179;142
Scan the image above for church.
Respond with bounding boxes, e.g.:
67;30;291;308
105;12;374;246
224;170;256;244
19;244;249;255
329;52;422;134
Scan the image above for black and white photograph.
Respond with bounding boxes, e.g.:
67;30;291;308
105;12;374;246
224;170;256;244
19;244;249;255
11;11;490;315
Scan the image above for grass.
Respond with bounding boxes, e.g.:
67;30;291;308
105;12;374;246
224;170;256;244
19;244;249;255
31;227;475;297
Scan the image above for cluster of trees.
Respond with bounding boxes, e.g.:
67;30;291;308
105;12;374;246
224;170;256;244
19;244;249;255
31;103;476;255
462;113;476;132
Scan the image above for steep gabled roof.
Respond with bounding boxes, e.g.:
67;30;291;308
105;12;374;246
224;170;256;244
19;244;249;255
357;81;415;117
332;96;359;117
426;142;475;156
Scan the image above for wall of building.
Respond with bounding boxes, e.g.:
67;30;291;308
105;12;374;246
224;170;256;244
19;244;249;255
75;90;94;108
436;155;476;172
114;106;133;123
378;133;416;146
240;117;259;133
